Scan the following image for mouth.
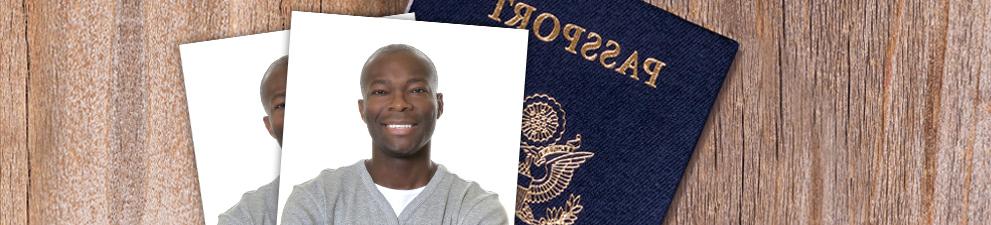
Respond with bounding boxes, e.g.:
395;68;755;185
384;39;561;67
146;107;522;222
381;122;418;136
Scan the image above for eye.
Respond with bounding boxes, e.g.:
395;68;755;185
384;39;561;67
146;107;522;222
273;103;285;110
371;90;387;95
410;88;428;94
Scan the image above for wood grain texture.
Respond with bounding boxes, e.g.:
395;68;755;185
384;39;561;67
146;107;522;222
1;0;28;224
0;0;987;224
657;0;991;224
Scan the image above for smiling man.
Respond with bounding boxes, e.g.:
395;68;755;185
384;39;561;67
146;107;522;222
280;44;507;225
217;55;287;225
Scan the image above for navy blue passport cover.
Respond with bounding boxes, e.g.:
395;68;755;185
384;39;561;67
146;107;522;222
410;0;738;224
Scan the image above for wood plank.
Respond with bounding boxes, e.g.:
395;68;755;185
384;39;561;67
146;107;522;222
725;0;786;223
287;0;409;24
876;0;950;223
0;0;28;224
22;1;282;224
843;0;890;223
657;0;788;224
938;1;991;224
653;0;779;224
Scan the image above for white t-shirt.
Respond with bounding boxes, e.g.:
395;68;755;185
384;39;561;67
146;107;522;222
374;184;426;216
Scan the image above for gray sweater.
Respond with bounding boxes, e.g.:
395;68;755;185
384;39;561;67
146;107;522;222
280;161;508;225
218;177;279;225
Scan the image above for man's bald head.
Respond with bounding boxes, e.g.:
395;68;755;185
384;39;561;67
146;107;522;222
260;55;289;113
260;55;288;145
360;44;438;95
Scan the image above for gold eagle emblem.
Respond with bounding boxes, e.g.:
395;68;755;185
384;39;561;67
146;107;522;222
517;94;593;225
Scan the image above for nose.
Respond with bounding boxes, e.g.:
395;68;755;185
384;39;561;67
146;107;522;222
388;93;412;112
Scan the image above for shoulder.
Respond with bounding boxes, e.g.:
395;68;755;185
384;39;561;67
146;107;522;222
440;168;508;224
289;163;362;200
294;167;345;192
440;167;500;204
281;163;363;224
218;177;280;225
449;174;498;201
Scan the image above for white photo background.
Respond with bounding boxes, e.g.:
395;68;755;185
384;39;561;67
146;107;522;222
180;14;415;225
279;12;527;222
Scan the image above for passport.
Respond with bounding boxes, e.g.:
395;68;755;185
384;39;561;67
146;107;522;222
409;0;739;224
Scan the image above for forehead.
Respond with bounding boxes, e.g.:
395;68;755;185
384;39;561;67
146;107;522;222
261;63;288;96
363;52;433;83
369;52;428;71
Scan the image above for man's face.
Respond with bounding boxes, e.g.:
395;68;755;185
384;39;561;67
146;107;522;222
359;52;442;157
261;58;288;145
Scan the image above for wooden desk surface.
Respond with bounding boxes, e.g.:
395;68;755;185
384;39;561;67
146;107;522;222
1;0;988;224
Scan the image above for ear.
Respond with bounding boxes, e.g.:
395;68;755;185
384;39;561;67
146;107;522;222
435;93;444;118
358;99;367;123
263;116;276;139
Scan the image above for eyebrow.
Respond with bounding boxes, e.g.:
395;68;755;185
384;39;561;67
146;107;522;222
406;78;427;84
269;92;286;99
368;79;389;86
366;78;429;88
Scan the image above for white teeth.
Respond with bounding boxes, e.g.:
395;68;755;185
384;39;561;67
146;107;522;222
387;124;413;129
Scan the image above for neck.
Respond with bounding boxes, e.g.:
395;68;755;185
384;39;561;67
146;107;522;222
366;144;435;190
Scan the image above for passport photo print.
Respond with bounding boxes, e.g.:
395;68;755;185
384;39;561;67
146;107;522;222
180;14;414;225
277;12;528;223
180;31;287;225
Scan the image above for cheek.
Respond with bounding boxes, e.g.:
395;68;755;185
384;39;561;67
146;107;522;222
411;97;436;110
272;115;285;130
364;102;387;117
